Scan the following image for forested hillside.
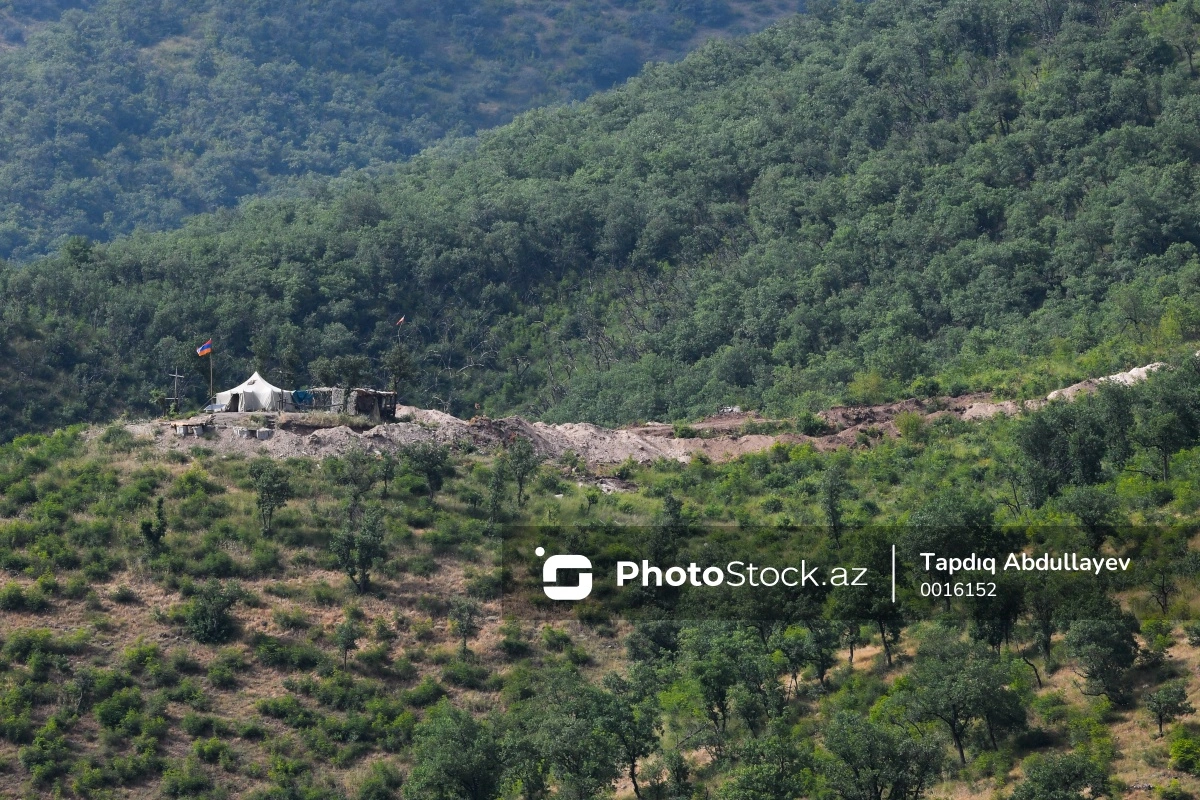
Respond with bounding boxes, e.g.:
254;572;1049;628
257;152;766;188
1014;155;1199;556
5;0;1200;442
0;0;795;262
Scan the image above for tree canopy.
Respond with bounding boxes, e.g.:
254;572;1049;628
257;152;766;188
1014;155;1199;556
0;0;791;263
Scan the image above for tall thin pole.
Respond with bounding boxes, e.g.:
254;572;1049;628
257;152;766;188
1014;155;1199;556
167;369;185;414
209;345;214;402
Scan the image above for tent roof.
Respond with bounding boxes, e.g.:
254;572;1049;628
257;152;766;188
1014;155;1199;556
221;371;282;394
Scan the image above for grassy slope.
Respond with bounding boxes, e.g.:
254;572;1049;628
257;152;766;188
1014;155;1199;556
3;398;1200;795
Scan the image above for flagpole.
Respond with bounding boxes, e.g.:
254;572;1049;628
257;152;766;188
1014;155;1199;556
209;344;213;402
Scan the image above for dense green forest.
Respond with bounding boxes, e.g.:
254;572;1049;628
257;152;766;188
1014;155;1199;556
5;0;1200;441
0;0;796;262
3;363;1200;797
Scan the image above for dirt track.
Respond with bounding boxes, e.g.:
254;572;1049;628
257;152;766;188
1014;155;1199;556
125;360;1166;468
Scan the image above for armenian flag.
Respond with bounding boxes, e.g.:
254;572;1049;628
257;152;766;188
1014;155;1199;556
196;339;213;357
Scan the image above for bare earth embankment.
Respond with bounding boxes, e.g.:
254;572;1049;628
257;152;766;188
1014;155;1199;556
123;361;1168;468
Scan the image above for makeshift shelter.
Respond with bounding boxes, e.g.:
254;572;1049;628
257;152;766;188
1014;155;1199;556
294;387;344;413
299;386;396;420
347;388;397;421
214;372;288;412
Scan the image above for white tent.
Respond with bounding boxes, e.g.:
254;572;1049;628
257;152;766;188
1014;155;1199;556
214;372;287;412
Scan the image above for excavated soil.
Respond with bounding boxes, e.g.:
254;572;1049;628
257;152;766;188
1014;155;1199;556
127;360;1170;468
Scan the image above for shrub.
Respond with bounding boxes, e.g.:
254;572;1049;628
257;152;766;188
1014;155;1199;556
411;618;435;642
95;687;143;729
236;720;266;739
441;660;490;689
272;607;311;631
169;678;211;710
169;648;203;674
170;467;223;499
1184;621;1200;647
402;677;445;708
416;594;449;617
184;580;241;644
465;570;502;600
160;757;213;797
206;663;237;690
895;411;927;442
206;648;247;689
99;425;138;452
17;722;71;784
264;582;300;599
110;585;138;604
193;737;236;767
310;580;340;606
499;637;530;659
251;634;327;671
61;575;88;600
355;643;392;674
257;695;318;728
356;760;405;800
181;712;215;738
796;411;830;436
541;627;571;652
565;645;592;666
0;583;26;611
1172;730;1200;775
2;628;87;662
406;553;439;576
1160;779;1194;800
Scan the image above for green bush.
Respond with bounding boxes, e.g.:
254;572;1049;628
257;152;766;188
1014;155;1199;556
62;576;87;600
160;757;214;797
0;685;34;744
95;687;143;729
1159;779;1194;800
441;660;490;689
181;712;216;737
272;607;311;631
796;412;831;436
99;425;138;452
355;643;392;674
193;736;236;767
183;580;241;644
206;663;237;690
356;760;405;800
2;628;87;662
310;580;340;606
1184;621;1200;647
402;677;445;708
251;634;327;671
1172;732;1200;775
17;721;71;784
257;695;318;728
0;583;27;611
169;678;211;710
541;627;571;652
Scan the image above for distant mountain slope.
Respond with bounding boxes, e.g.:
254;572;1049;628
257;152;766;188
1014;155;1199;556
0;0;797;261
3;0;1200;442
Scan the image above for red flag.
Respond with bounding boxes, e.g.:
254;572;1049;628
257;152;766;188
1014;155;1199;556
395;316;406;326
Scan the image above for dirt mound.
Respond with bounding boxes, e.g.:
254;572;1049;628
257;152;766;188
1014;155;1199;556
135;394;1026;466
135;358;1175;468
1046;363;1168;401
